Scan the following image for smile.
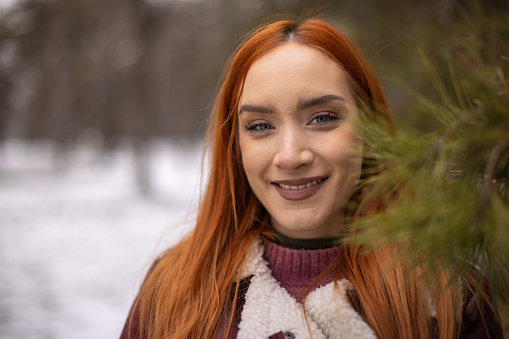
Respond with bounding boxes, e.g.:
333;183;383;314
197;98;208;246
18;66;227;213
272;176;328;201
277;178;323;190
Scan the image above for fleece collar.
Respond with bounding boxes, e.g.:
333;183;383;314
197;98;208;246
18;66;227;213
236;237;377;339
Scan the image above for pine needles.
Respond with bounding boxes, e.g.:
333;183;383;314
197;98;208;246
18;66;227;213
351;3;509;332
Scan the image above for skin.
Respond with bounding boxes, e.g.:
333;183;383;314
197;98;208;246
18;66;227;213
238;43;363;239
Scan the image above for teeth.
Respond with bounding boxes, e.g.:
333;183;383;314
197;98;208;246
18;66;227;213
278;179;322;190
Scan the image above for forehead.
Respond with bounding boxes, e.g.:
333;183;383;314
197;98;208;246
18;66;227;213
241;43;353;105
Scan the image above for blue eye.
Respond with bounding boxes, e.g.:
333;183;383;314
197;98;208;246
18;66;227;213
310;113;339;125
313;115;329;123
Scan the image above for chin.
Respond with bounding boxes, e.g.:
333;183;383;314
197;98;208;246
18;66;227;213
271;215;336;238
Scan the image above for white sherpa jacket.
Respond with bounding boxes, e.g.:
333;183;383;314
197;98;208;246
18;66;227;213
235;237;377;339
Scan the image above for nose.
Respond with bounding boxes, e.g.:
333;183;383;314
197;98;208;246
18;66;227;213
273;127;313;170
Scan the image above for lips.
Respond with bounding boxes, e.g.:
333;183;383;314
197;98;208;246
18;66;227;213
272;176;327;201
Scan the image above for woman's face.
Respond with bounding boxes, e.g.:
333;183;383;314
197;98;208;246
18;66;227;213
238;43;362;239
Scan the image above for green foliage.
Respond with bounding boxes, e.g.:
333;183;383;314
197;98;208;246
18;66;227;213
352;3;509;333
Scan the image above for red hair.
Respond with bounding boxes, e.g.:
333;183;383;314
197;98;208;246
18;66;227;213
126;18;461;338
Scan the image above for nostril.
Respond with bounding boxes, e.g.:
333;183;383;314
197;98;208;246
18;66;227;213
273;149;313;170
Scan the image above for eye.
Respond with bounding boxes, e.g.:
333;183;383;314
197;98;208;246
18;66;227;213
245;121;274;131
309;112;340;125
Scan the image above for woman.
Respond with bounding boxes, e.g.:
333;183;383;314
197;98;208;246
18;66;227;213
121;19;503;339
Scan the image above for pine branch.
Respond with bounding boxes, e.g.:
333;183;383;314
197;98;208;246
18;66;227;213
351;7;509;304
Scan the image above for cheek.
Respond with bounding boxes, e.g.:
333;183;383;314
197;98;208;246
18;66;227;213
346;143;363;179
327;131;363;181
239;135;249;171
239;135;263;182
345;147;363;192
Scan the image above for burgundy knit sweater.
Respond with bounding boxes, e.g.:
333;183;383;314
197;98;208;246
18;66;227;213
260;236;342;302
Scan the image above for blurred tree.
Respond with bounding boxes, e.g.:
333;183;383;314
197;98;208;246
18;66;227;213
354;2;509;334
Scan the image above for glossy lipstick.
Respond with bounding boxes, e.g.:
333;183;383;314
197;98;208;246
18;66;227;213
272;176;327;201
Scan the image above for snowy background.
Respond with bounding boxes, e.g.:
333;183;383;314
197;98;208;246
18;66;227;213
0;0;16;11
0;139;203;339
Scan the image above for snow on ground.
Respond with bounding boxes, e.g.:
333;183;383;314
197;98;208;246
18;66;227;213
0;138;204;339
0;0;17;11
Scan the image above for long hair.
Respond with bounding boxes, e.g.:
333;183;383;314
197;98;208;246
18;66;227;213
127;18;461;339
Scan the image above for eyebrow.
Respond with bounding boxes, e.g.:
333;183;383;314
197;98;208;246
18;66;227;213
238;94;346;115
238;103;276;115
297;94;346;110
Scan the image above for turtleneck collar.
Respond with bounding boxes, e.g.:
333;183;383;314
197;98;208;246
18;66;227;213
267;227;343;250
261;234;343;302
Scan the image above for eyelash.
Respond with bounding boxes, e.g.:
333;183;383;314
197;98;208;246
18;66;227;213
244;121;274;131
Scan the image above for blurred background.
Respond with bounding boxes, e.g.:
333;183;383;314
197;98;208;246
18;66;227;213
0;0;507;338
